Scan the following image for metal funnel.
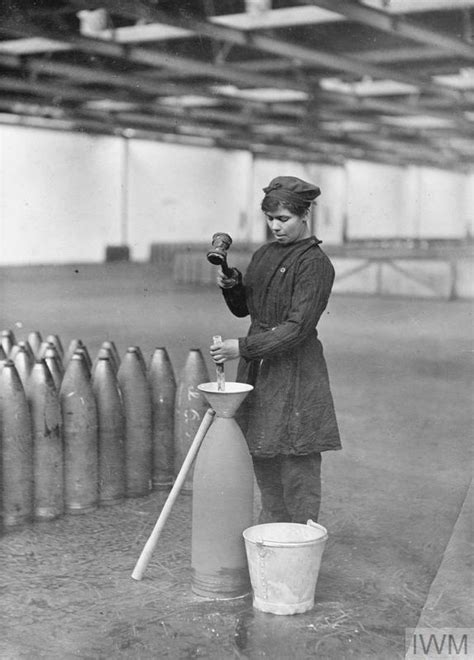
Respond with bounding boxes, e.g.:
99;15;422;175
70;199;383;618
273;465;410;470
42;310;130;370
198;382;253;418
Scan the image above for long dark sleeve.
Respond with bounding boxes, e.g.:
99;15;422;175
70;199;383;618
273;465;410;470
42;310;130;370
222;270;249;318
239;255;334;360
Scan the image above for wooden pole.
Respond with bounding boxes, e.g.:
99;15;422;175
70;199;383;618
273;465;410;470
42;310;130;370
131;407;215;581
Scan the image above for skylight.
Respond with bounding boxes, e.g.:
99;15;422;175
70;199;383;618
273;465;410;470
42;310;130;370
212;86;308;102
434;69;474;91
381;115;455;128
0;38;70;54
158;96;221;107
211;6;342;30
320;78;418;97
84;100;142;112
90;24;193;43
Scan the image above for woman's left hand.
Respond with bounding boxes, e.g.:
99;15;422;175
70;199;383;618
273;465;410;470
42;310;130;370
210;338;240;363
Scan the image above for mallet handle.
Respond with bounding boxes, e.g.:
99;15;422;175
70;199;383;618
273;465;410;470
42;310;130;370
131;407;216;581
220;258;234;278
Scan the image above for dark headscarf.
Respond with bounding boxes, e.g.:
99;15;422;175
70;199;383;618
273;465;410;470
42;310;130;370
263;176;321;205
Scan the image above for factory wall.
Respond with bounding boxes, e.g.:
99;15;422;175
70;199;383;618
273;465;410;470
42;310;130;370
462;170;474;239
126;139;252;261
0;124;472;267
0;125;122;265
346;161;470;240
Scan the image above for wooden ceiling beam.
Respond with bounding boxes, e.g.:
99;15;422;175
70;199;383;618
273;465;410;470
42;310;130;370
2;10;470;119
0;51;325;124
70;0;463;99
4;68;469;138
0;16;308;93
0;104;464;168
304;0;474;60
0;52;305;120
235;47;450;74
278;131;455;165
1;5;472;165
179;46;467;88
10;57;180;97
74;101;473;162
96;111;448;165
88;99;474;149
312;90;473;131
1;46;470;132
353;45;462;64
0;73;110;103
0;52;230;101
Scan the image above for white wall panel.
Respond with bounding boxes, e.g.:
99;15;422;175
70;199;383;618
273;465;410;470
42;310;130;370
0;128;5;263
416;168;465;238
0;125;122;265
346;161;413;239
308;164;346;244
1;124;471;267
346;161;469;240
466;172;474;239
127;140;252;260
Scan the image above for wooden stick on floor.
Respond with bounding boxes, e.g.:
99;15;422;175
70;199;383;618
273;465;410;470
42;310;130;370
131;407;216;581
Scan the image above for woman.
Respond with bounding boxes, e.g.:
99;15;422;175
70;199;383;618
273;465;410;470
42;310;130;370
210;175;341;524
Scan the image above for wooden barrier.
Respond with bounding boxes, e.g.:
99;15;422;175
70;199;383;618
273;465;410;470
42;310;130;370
170;242;474;300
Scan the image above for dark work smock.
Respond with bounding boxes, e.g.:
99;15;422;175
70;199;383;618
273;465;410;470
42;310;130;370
223;236;341;457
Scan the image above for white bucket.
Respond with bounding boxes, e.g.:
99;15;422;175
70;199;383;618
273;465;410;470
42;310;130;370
243;521;328;615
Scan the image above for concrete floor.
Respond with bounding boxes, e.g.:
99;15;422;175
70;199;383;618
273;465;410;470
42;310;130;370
0;262;472;659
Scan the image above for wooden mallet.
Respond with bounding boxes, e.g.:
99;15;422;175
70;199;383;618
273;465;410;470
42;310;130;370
207;232;234;277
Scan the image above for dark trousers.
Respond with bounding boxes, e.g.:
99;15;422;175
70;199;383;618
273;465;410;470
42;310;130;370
252;453;322;525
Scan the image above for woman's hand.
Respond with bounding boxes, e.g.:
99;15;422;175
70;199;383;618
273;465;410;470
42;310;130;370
217;267;239;289
210;338;240;363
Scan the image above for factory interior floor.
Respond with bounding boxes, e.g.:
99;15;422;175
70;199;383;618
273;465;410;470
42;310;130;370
0;262;472;660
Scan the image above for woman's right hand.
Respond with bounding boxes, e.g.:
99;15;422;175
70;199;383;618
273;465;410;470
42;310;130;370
210;338;240;362
217;267;239;289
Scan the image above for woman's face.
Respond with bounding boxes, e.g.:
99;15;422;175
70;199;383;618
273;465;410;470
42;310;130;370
265;204;308;245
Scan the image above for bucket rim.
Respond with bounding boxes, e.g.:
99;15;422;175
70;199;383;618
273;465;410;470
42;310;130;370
243;522;328;546
244;537;327;548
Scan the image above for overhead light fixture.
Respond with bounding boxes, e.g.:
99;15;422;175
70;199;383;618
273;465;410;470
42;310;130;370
381;115;455;128
320;78;418;96
320;120;374;132
0;38;70;54
78;2;474;48
0;114;75;130
252;124;299;134
84;100;141;112
158;96;220;108
87;22;192;43
434;68;474;90
444;137;474;153
11;102;65;119
212;85;308;102
212;6;341;30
